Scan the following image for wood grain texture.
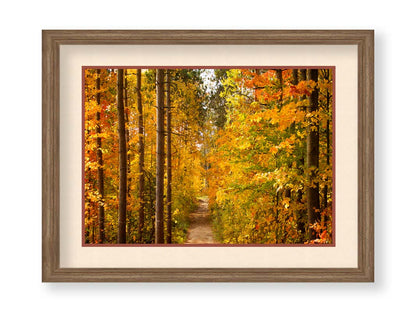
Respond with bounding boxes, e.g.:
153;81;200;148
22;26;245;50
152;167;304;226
42;30;374;282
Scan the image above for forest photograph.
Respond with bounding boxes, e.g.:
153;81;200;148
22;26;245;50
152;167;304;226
83;67;334;245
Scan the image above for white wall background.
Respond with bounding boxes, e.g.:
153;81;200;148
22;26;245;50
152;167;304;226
0;0;413;310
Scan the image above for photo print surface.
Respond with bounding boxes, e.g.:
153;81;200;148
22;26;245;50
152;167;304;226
83;67;334;246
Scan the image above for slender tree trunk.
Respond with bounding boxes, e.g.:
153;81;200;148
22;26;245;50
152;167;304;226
321;70;330;214
92;217;95;243
254;69;260;101
296;69;307;238
323;78;331;225
147;172;155;243
137;69;145;243
275;69;283;107
117;69;127;244
124;71;131;199
86;178;91;243
96;69;105;244
166;70;172;244
155;69;165;244
299;69;307;82
306;69;320;240
124;74;131;243
292;69;298;85
272;68;284;240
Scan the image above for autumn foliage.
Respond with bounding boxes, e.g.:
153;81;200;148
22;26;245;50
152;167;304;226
84;68;333;245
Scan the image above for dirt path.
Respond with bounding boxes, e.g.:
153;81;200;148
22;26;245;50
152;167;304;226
185;197;216;244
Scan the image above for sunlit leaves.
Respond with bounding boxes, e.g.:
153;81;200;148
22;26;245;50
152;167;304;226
207;68;333;244
84;67;333;245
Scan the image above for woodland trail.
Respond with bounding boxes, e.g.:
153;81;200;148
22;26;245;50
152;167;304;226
185;197;217;244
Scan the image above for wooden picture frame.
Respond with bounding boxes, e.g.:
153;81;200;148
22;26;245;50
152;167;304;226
42;30;374;282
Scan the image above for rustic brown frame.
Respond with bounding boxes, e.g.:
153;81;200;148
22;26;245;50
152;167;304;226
42;30;374;282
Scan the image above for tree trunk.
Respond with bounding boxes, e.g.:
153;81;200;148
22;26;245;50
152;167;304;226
297;69;307;237
273;68;285;241
137;69;145;243
299;69;307;82
124;71;131;199
117;68;127;244
323;71;332;224
275;69;283;106
306;69;320;240
96;69;105;244
147;172;155;243
292;69;298;85
155;69;165;244
166;70;172;244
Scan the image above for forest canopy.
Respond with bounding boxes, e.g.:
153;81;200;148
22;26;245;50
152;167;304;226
83;67;334;245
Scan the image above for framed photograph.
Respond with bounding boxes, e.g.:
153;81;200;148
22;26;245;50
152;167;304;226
42;30;374;282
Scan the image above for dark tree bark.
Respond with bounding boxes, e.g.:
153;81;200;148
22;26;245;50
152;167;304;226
124;71;131;200
273;68;286;241
96;69;105;244
147;172;155;243
253;69;260;101
275;69;283;106
296;69;307;237
306;69;320;240
155;69;165;244
292;69;299;85
117;68;127;244
137;69;145;243
166;70;172;244
322;70;331;215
